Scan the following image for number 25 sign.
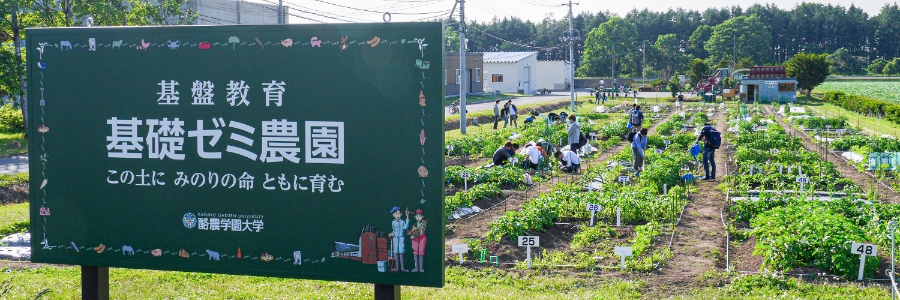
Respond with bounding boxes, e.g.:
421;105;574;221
518;236;540;247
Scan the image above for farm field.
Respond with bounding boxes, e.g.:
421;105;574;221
2;101;898;299
813;81;900;103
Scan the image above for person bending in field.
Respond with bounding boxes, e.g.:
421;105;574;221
524;142;543;170
555;150;581;173
492;142;519;166
631;128;648;177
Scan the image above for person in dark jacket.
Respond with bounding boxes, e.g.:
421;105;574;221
696;123;717;180
629;105;644;133
492;142;519;166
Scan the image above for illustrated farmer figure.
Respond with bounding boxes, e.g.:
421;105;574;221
407;209;427;272
388;206;410;272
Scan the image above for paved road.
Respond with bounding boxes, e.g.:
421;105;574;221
445;91;677;115
0;154;28;174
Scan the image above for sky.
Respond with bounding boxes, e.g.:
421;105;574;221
269;0;895;24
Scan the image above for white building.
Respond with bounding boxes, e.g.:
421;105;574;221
534;60;570;91
482;52;538;94
185;0;287;25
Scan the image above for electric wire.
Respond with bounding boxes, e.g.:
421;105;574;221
242;0;326;23
309;0;450;14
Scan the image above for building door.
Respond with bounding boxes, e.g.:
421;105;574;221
524;66;532;94
468;69;474;94
747;84;757;103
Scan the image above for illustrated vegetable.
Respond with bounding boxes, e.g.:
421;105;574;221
199;41;211;50
228;36;240;49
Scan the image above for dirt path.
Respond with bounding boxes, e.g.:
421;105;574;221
765;106;900;202
648;108;728;295
443;113;676;251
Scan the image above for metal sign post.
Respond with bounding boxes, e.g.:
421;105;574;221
615;246;632;270
616;207;622;227
586;203;601;227
461;172;471;190
851;242;879;280
451;244;469;265
796;176;810;192
518;236;540;269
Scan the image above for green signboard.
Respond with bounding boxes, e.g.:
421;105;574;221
27;23;444;287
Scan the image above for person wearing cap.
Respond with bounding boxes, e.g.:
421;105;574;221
388;206;410;272
407;209;427;272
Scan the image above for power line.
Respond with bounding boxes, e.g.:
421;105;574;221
309;0;449;15
260;0;360;22
242;0;326;23
469;26;566;51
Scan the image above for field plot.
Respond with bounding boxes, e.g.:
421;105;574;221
814;81;900;103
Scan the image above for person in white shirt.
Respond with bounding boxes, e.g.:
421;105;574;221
555;150;581;173
524;143;542;170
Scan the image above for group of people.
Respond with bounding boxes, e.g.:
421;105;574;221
629;105;647;177
491;114;583;173
626;101;718;180
492;100;519;129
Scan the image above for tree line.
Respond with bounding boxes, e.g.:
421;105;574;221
0;0;196;130
449;3;900;79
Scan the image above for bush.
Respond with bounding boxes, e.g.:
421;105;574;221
0;104;23;133
751;203;878;279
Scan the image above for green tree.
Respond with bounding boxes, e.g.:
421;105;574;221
688;58;710;87
785;52;830;96
868;58;889;75
655;33;680;79
885;59;900;76
705;15;773;66
827;48;865;75
577;17;639;77
687;25;712;59
712;59;730;70
669;71;681;98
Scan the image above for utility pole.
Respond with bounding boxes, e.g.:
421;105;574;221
278;0;284;24
236;0;241;24
611;43;615;96
459;0;467;134
642;41;646;88
732;35;736;71
560;1;579;111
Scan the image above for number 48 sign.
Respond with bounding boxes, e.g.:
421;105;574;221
850;242;878;280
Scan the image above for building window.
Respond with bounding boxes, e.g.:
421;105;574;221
778;82;795;92
456;69;461;84
475;68;481;82
491;74;503;83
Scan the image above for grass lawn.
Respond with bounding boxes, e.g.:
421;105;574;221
446;96;605;141
800;98;900;137
0;202;28;230
0;266;644;299
442;93;525;106
0;132;26;157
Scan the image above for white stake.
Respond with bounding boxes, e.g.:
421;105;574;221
526;245;532;269
616;207;621;227
858;253;866;281
590;210;596;227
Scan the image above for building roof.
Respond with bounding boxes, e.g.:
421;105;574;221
483;52;538;63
